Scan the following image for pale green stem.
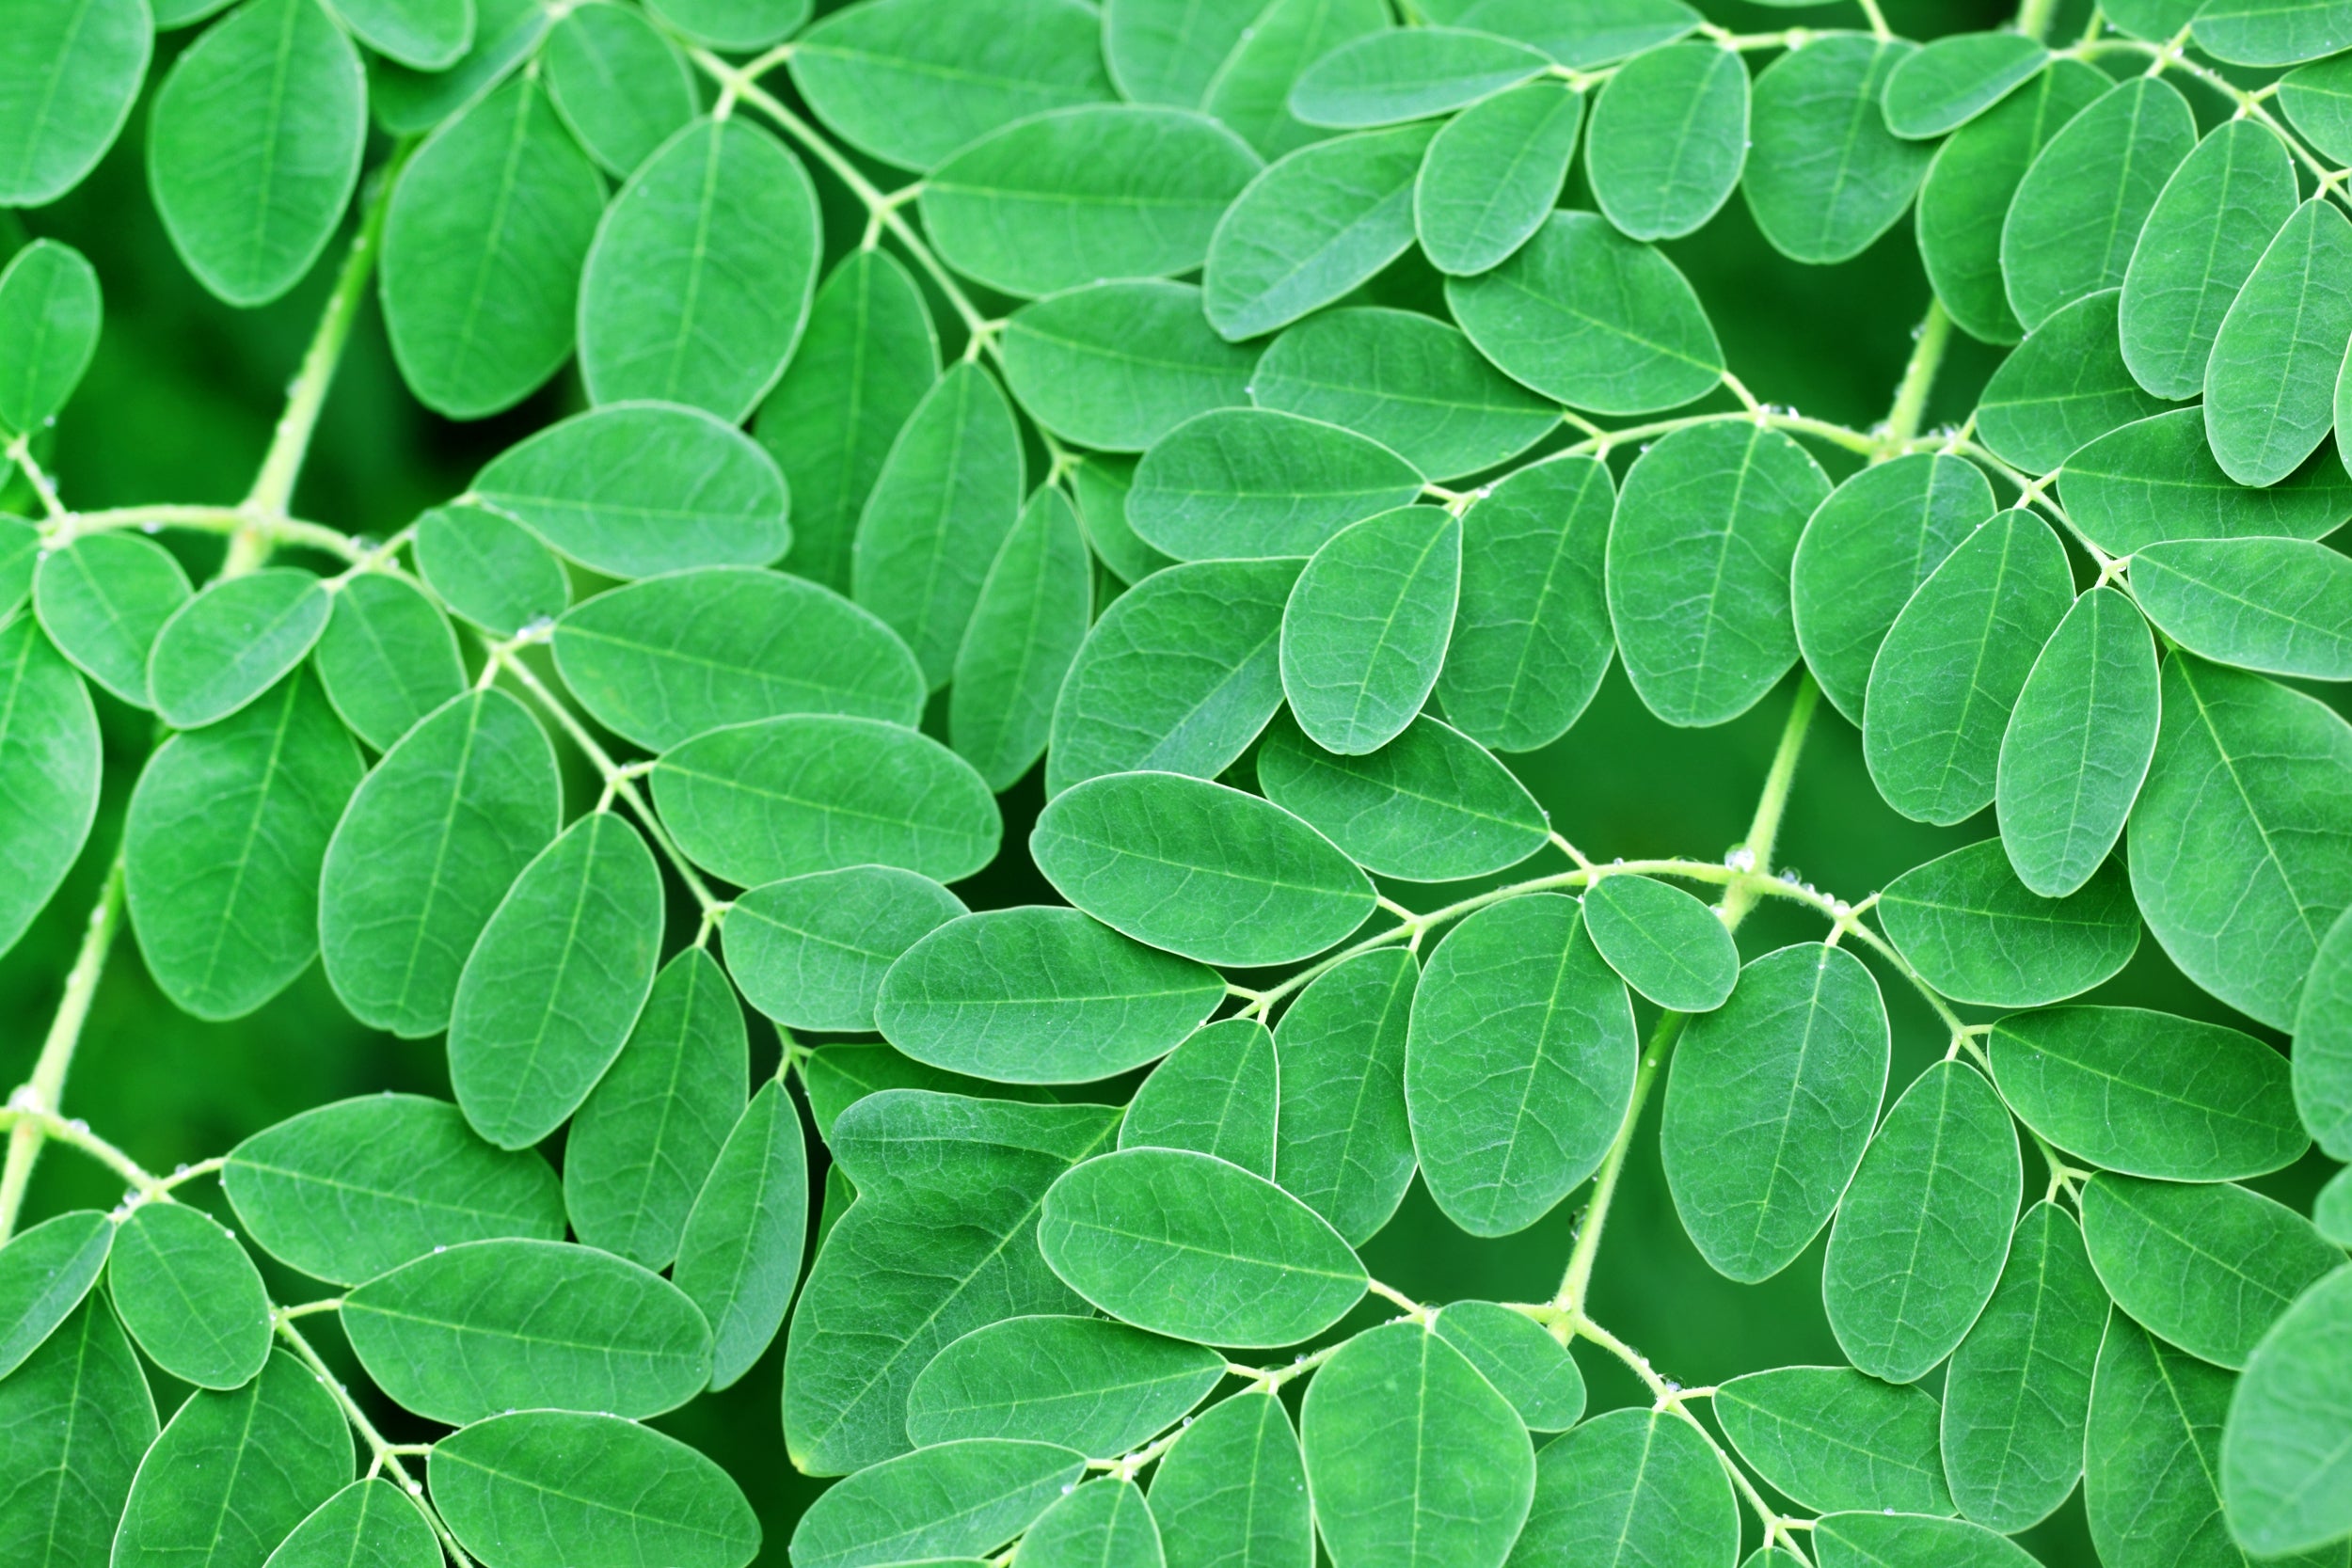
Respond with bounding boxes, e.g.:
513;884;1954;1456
1564;408;1881;462
4;435;68;518
0;852;124;1242
1553;1010;1689;1314
2016;0;2061;40
1715;673;1821;930
43;503;361;559
1881;299;1953;451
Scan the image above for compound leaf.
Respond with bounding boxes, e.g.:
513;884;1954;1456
1255;711;1549;883
1510;1405;1739;1568
673;1077;811;1389
1203;124;1438;341
2001;76;2194;333
1581;873;1738;1013
1001;282;1257;455
905;1314;1224;1453
2132;536;2352;680
1713;1366;1955;1515
2119;119;2297;401
1878;838;2139;1006
1128;409;1422;562
727;866;964;1034
2081;1174;2340;1370
1745;35;1928;265
1587;42;1749;242
951;485;1092;789
1121;1018;1279;1177
1272;946;1419;1245
1281;504;1460;755
1414;79;1583;277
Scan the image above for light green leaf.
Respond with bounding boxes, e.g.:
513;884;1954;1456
1024;1480;1165;1568
1744;35;1927;265
2085;1315;2272;1568
2128;655;2352;1028
653;713;1002;887
2083;1173;2339;1370
320;689;559;1037
325;0;469;68
1823;1061;2022;1383
1453;0;1700;67
0;1211;110;1381
552;566;924;752
2197;0;2352;64
1414;79;1583;277
0;616;98;958
1608;420;1830;728
726;867;964;1033
264;1478;439;1568
2298;905;2352;1158
1002;282;1258;454
1508;1405;1739;1568
1129;409;1422;562
1882;32;2048;139
1406;893;1635;1237
2101;0;2203;40
1975;289;2182;474
146;568;329;728
756;249;938;594
380;73;606;419
1581;873;1738;1012
0;516;36;624
34;531;192;706
1122;1018;1279;1176
1289;27;1549;129
2222;1263;2352;1555
1428;1299;1585;1432
673;1077;810;1389
2207;198;2352;486
2320;1167;2352;1244
800;1043;1051;1141
1256;711;1547;882
1942;1202;2108;1533
792;1439;1085;1568
1994;585;2160;897
0;0;149;206
564;946;747;1269
544;2;695;177
367;0;548;136
415;501;569;636
0;1293;153;1568
2058;407;2352;556
2001;76;2194;332
0;241;100;436
472;402;791;578
1714;1366;1955;1515
1273;946;1418;1244
1587;42;1749;242
1878;838;2138;1006
643;0;807;50
2134;536;2352;680
1039;1147;1367;1346
2280;51;2352;161
1281;504;1459;755
579;117;821;422
854;361;1025;687
1148;1391;1312;1568
1661;942;1889;1283
1203;124;1438;341
2119;120;2297;402
1032;771;1375;967
951;488;1095;791
925;107;1261;298
1811;1513;2037;1568
431;1409;759;1568
1101;0;1274;106
1198;0;1390;159
1987;1006;2308;1181
906;1314;1224;1454
310;573;464;751
1862;510;2074;825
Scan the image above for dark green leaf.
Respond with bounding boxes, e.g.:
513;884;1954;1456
1273;946;1419;1245
673;1077;810;1389
367;0;548;137
1255;712;1548;882
1745;35;1928;265
1453;0;1700;67
1414;79;1583;277
905;1314;1224;1453
1587;42;1749;241
800;1043;1051;1141
1129;409;1423;562
2133;536;2352;680
1714;1366;1955;1514
727;866;964;1033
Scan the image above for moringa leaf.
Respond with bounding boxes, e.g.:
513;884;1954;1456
2058;407;2352;556
1196;0;1390;159
1452;0;1700;67
0;240;101;436
0;616;98;959
543;2;694;177
2196;0;2352;64
672;1077;810;1389
905;1314;1225;1454
951;485;1092;790
2002;76;2195;332
2118;119;2297;402
1002;282;1258;455
106;1200;271;1390
2086;1315;2265;1568
263;1478;441;1568
1877;838;2140;1006
34;531;192;707
1974;289;2182;474
2086;1171;2340;1370
0;0;150;207
1811;1513;2038;1568
1203;124;1437;341
1587;42;1749;242
0;1211;111;1381
1428;1299;1585;1432
1128;408;1423;562
1745;35;1928;265
1121;1018;1279;1177
146;567;330;728
415;501;570;636
2219;1263;2352;1557
2298;906;2352;1159
1148;1392;1313;1568
1510;1405;1739;1568
1255;711;1548;883
310;573;465;751
791;1439;1084;1568
1289;27;1549;129
1713;1366;1955;1515
1414;79;1583;277
1273;946;1419;1245
2207;198;2352;487
1280;504;1460;755
643;0;808;50
0;1294;154;1568
1022;1479;1165;1568
2131;536;2352;681
1581;873;1738;1013
1882;32;2048;138
726;866;965;1033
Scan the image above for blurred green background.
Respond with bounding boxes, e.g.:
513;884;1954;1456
6;0;2344;1561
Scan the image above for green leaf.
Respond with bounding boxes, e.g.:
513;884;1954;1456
1045;556;1299;794
1878;838;2139;1006
756;249;938;594
1255;711;1548;882
1406;893;1635;1237
2280;51;2352;162
1023;1479;1165;1568
1427;1299;1585;1431
2134;536;2352;680
472;402;791;578
1129;409;1423;562
726;867;965;1033
0;516;36;623
2222;1263;2352;1555
0;1295;154;1568
2098;0;2203;40
791;1439;1086;1568
1862;510;2074;825
2058;407;2352;556
1281;504;1459;755
1581;873;1737;1012
1744;35;1928;265
0;240;99;435
552;566;924;752
1002;282;1258;454
415;501;570;636
1249;307;1556;482
0;616;98;958
800;1042;1050;1140
2128;655;2352;1028
147;568;331;728
1882;33;2049;139
1509;1405;1740;1568
34;531;192;706
1447;212;1724;413
381;73;605;418
1791;451;1994;725
653;714;1001;887
1289;27;1549;129
1102;0;1277;106
342;1237;711;1423
431;1409;759;1568
111;1348;351;1568
854;361;1025;687
672;1077;810;1389
1202;124;1438;341
2083;1173;2339;1371
784;1092;1120;1474
951;488;1096;791
906;1314;1224;1453
564;946;747;1269
448;811;663;1150
1301;1322;1534;1568
1122;1018;1279;1176
544;3;696;177
2298;906;2352;1158
1273;947;1418;1244
1414;79;1583;277
264;1478;440;1568
1608;420;1830;728
147;0;363;307
1714;1366;1955;1515
1197;0;1390;160
925;107;1261;298
1453;0;1699;66
367;0;548;138
2087;1315;2265;1568
876;905;1224;1085
0;0;149;206
2118;120;2297;402
1661;942;1889;1283
310;573;465;751
1148;1391;1313;1568
1811;1513;2038;1568
2001;77;2194;333
1942;1202;2108;1533
1976;290;2182;474
225;1093;564;1285
1916;59;2111;343
1587;41;1749;241
2197;0;2352;64
1031;771;1375;967
2320;1169;2352;1245
788;0;1111;172
1823;1060;2022;1383
2207;198;2352;486
125;669;360;1020
643;0;808;51
1039;1147;1366;1346
320;689;559;1037
0;1211;111;1381
1994;585;2161;898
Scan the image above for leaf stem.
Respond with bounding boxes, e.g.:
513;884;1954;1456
1880;299;1952;451
41;502;361;559
0;849;125;1242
